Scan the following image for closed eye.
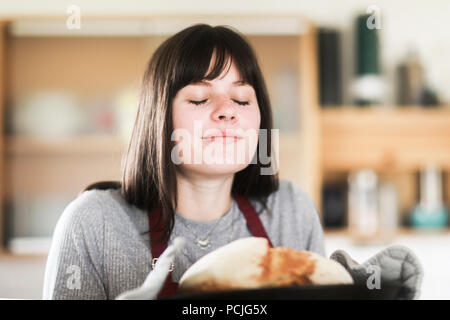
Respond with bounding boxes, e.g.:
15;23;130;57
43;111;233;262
189;99;208;106
188;99;250;106
233;100;249;106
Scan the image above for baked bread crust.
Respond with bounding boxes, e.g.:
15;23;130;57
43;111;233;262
179;237;353;294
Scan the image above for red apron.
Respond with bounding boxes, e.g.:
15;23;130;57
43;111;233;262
148;194;273;299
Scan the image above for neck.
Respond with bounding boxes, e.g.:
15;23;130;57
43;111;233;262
175;171;235;222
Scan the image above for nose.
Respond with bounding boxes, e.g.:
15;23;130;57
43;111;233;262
212;97;237;123
217;113;235;121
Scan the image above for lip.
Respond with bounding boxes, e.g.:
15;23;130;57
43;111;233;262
202;135;243;139
202;136;243;143
202;129;244;141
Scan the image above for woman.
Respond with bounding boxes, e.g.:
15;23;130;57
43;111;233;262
43;24;325;300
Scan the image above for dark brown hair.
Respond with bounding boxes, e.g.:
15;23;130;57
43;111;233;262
86;24;279;243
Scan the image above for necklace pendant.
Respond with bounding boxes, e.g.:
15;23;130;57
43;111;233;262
196;236;211;249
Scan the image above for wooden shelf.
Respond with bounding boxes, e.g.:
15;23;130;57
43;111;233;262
5;135;127;156
321;106;450;172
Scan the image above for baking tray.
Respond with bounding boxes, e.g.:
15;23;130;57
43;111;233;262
170;283;402;300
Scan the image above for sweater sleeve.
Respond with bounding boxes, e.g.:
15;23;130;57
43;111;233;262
42;191;108;300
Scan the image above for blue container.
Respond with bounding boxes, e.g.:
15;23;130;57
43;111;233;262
410;205;449;228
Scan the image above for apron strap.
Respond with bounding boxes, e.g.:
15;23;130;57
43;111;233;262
148;207;167;255
232;194;273;247
148;206;178;299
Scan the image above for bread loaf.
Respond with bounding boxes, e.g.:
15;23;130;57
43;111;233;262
179;237;354;294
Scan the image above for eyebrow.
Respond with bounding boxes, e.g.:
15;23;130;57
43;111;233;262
190;80;250;87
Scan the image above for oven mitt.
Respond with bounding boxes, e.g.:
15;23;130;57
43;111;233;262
330;245;424;300
116;237;186;300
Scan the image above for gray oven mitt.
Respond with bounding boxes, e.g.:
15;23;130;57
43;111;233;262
330;245;424;300
116;237;186;300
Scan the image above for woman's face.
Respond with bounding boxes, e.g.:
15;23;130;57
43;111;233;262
172;61;261;177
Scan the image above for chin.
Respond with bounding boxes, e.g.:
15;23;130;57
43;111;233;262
181;162;250;177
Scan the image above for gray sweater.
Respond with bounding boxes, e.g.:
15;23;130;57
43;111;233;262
42;179;325;300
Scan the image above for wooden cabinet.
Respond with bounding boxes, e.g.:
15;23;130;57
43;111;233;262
0;17;322;253
1;16;448;253
0;22;6;253
321;106;450;230
321;107;450;172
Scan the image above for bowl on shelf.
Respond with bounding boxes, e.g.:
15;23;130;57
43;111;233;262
11;91;86;139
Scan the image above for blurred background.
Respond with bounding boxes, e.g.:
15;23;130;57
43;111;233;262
0;0;449;299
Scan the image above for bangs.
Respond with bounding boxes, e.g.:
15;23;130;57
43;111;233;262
170;25;258;94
